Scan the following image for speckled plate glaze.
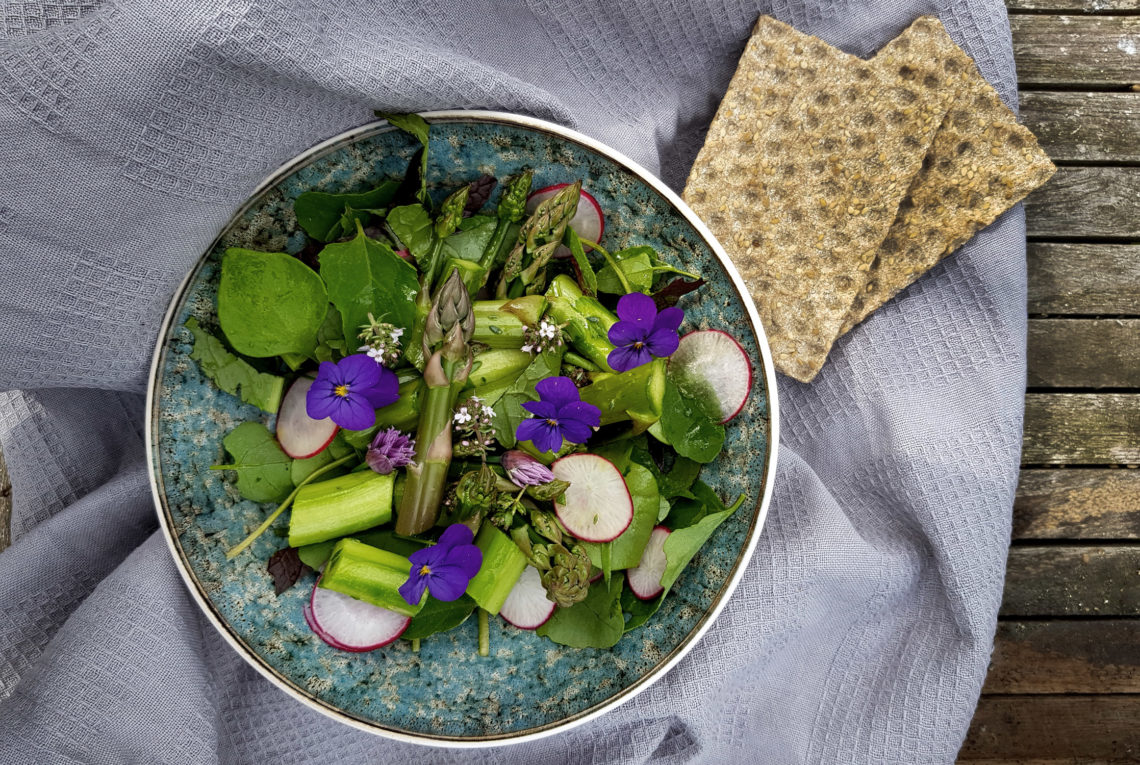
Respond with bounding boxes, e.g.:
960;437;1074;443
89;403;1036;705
146;112;779;747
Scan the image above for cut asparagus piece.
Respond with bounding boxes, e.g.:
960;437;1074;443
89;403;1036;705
465;524;528;614
288;471;395;547
319;538;423;617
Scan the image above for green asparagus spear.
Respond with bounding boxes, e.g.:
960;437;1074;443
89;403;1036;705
405;186;470;369
396;269;475;535
477;170;532;278
495;181;581;298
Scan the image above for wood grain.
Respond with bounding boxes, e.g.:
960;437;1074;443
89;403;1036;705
1025;168;1140;240
1011;15;1140;87
961;696;1140;760
1016;468;1140;539
1000;545;1140;616
1020;92;1140;163
1028;320;1140;387
1008;0;1140;10
0;451;8;554
1028;244;1140;315
1022;394;1140;465
984;620;1140;693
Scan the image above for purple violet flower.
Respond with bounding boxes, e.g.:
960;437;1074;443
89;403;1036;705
606;292;683;373
306;354;399;431
515;376;601;454
502;450;556;488
366;428;416;475
398;524;483;604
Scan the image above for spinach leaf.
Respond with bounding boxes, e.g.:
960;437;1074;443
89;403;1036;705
565;228;598;297
584;462;659;570
378;112;431;207
629;438;701;499
658;380;725;463
185;318;285;413
402;594;477;640
218;422;294;503
441;218;497;263
319;226;419;347
660;493;745;591
491;347;565;449
293;181;399;242
590;439;633;473
289;432;354;486
217;248;328;358
536;575;625;648
313;304;348;363
386;204;434;265
621;585;662;632
596;245;700;294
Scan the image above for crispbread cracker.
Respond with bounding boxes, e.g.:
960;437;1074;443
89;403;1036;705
841;17;1056;335
684;17;958;382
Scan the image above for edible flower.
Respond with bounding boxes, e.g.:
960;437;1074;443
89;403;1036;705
365;428;416;475
501;450;556;488
306;354;398;431
398;524;483;604
515;376;601;454
606;292;683;372
357;313;403;367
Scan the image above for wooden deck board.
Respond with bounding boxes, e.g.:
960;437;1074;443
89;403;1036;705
1015;469;1140;539
1028;244;1140;316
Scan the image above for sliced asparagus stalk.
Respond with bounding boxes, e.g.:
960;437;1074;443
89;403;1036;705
465;524;527;614
320;538;423;617
578;359;666;426
545;275;618;372
288;470;396;547
471;296;546;348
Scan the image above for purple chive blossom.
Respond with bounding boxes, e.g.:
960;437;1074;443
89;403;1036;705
606;292;683;373
515;376;601;454
306;354;399;431
398;524;483;605
365;428;415;475
502;450;556;488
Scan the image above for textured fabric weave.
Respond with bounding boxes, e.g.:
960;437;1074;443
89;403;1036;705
0;1;1022;762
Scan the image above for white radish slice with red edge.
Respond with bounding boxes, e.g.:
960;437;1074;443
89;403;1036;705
667;330;753;423
551;454;633;542
308;580;409;652
526;184;604;257
499;566;556;629
277;375;339;459
627;526;671;600
303;601;353;651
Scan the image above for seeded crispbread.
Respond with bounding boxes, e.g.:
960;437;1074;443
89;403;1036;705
683;16;958;382
840;18;1056;335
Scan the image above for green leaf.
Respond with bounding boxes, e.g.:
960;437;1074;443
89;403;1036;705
584;463;659;570
536;575;625;648
293;181;399;242
441;218;497;263
289;432;354;486
402;594;477;640
313;304;348;363
185;318;285;413
379;112;430;206
219;422;294;503
490;347;565;449
596;245;699;294
660;493;745;592
319;226;420;347
564;228;598;297
590;439;634;473
621;585;663;632
387;204;434;265
629;440;701;499
658;380;725;463
217;248;329;358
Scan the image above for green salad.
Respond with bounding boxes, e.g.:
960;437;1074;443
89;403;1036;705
196;113;755;653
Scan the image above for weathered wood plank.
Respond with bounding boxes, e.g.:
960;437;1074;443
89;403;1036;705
0;451;8;554
1000;545;1140;616
1008;0;1139;11
1028;320;1140;388
1025;168;1140;240
961;696;1140;761
1028;244;1140;315
1011;15;1140;87
1022;394;1140;465
1019;92;1140;163
1016;468;1140;539
984;620;1140;693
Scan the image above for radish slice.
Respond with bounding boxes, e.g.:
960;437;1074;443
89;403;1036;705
308;580;409;652
499;566;556;629
277;376;339;459
551;454;633;542
627;526;671;600
526;184;604;257
667;330;753;423
303;601;354;651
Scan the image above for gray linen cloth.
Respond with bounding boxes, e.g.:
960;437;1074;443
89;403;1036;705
0;0;1023;762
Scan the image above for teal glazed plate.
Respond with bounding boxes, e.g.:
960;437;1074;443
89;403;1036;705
146;112;779;747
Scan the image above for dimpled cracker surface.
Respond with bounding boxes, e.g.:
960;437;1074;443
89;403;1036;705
684;16;957;382
840;18;1056;334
